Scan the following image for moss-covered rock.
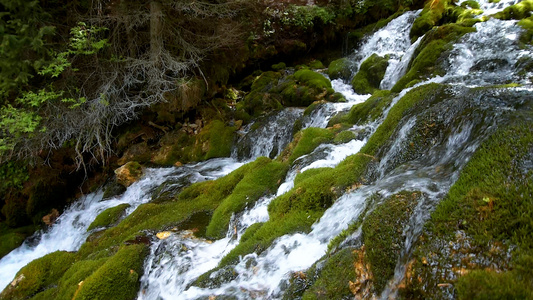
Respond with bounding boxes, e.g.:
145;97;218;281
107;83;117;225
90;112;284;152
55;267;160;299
272;62;287;71
362;191;421;293
151;120;238;165
327;58;352;80
493;0;533;20
299;248;359;299
87;204;131;231
329;90;394;127
351;54;389;95
279;127;335;164
72;244;148;300
0;223;36;259
410;0;457;40
333;130;357;144
400;118;533;298
393;24;476;92
114;161;143;188
0;251;76;300
308;60;325;69
205;157;289;239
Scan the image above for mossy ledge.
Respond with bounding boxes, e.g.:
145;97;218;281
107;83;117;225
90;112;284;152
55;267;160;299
400;118;533;299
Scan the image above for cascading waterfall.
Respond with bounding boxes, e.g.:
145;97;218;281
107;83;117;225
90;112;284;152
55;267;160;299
137;10;428;299
232;108;303;160
2;0;531;298
0;159;245;291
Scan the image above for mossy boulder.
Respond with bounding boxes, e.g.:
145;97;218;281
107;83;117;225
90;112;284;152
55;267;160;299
205;157;289;239
351;54;390;95
114;161;143;188
393;24;476;92
87;204;131;231
151;120;237;165
298;248;359;299
272;62;287;71
362;191;421;293
278;127;335;164
410;0;457;40
0;251;76;299
333;130;357;144
329;90;394;127
277;70;335;107
400;115;533;298
493;0;533;20
236;71;284;118
327;58;352;80
72;244;148;300
308;60;325;69
0;223;36;259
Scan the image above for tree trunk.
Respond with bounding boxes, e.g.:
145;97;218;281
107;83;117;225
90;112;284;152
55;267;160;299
150;1;163;65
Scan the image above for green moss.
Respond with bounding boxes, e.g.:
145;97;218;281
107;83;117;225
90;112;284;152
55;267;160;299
456;269;533;299
293;69;332;90
362;191;421;293
300;248;358;299
205;157;289;239
238;71;283;117
161;120;237;164
218;153;374;268
204;120;237;159
87;204;130;231
239;222;263;243
308;60;325;69
284;127;335;164
333;130;356;144
362;83;446;156
331;90;394;127
351;54;390;95
393;24;476;92
427;121;533;249
272;62;287;71
493;0;533;20
46;258;109;300
0;251;76;300
403;118;533;298
410;0;456;40
518;16;533;45
73;244;148;300
327;58;352;80
461;0;481;9
0;223;36;259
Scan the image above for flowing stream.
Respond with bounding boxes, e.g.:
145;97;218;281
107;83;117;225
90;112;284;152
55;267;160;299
1;1;531;298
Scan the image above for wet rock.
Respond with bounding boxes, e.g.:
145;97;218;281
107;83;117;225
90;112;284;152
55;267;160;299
102;180;127;200
114;161;143;187
156;231;172;240
350;246;377;300
124;235;151;245
351;54;389;95
42;208;59;226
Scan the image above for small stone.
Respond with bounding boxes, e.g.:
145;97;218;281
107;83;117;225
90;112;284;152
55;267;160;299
42;208;60;226
156;231;172;240
115;161;143;187
11;274;25;287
